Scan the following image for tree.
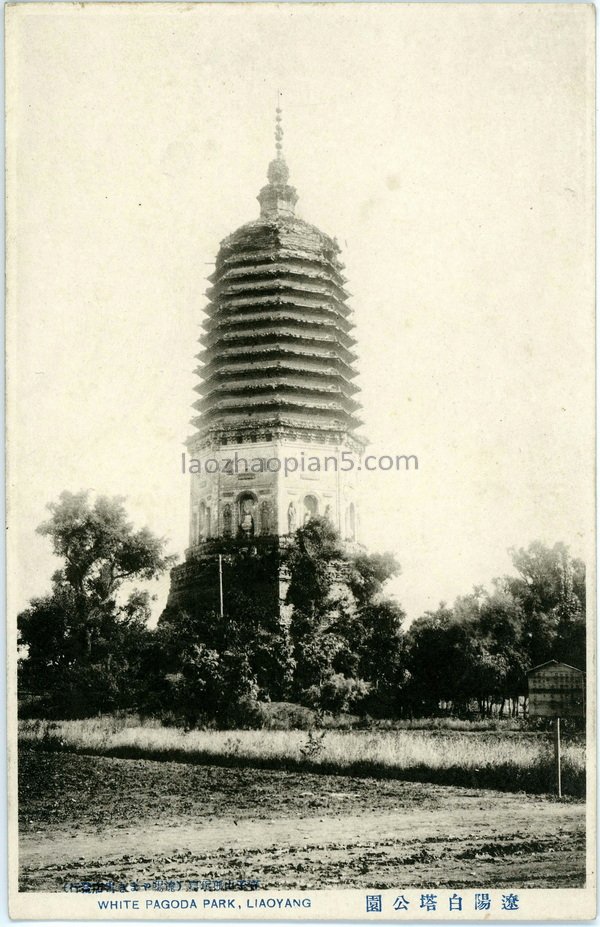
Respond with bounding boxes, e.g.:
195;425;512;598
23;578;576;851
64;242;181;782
477;590;529;713
285;516;347;621
501;541;585;670
285;518;405;711
37;491;174;605
18;491;175;717
347;551;401;606
154;595;294;725
357;599;406;711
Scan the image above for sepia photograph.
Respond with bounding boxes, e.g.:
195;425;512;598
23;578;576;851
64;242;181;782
6;2;595;920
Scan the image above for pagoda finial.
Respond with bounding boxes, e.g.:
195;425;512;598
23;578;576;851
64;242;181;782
258;97;298;218
275;93;284;159
267;96;289;186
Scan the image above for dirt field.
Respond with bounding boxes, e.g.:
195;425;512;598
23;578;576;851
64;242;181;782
19;747;585;892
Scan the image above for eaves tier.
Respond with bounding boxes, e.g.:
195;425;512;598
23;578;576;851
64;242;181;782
192;159;362;447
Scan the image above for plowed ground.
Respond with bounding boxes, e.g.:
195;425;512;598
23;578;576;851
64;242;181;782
18;748;585;892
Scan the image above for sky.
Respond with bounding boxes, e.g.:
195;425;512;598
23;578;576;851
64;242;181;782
7;3;595;624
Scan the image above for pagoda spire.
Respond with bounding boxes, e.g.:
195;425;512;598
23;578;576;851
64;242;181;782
258;101;298;219
275;96;284;158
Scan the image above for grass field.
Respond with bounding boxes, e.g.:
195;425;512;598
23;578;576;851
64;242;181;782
19;717;585;796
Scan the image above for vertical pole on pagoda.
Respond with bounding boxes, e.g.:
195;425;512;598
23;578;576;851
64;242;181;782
218;554;224;617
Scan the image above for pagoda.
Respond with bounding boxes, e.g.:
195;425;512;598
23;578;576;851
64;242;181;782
167;108;365;617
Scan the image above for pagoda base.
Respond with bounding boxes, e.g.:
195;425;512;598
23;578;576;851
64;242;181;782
164;536;291;622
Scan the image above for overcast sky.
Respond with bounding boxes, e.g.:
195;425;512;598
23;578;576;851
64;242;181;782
7;3;594;623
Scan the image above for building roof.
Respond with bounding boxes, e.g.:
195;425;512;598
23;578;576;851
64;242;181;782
527;659;584;675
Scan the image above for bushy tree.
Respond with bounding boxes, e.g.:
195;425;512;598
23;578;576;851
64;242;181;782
306;673;371;714
152;598;292;726
285;517;404;712
18;492;175;717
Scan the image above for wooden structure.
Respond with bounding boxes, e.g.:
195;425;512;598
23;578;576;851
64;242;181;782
527;660;585;799
527;660;585;719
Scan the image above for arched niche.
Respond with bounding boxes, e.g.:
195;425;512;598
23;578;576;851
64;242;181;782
237;491;258;538
303;494;319;525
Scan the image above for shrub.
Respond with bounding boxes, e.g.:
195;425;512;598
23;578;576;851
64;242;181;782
308;674;371;714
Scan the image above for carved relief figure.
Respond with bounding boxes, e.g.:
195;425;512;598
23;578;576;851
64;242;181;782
346;502;356;541
238;494;256;537
287;502;297;534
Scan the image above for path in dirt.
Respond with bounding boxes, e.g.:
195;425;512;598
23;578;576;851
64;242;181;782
19;749;585;891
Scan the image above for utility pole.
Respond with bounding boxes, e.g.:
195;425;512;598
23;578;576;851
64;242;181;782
554;716;562;798
218;554;224;617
